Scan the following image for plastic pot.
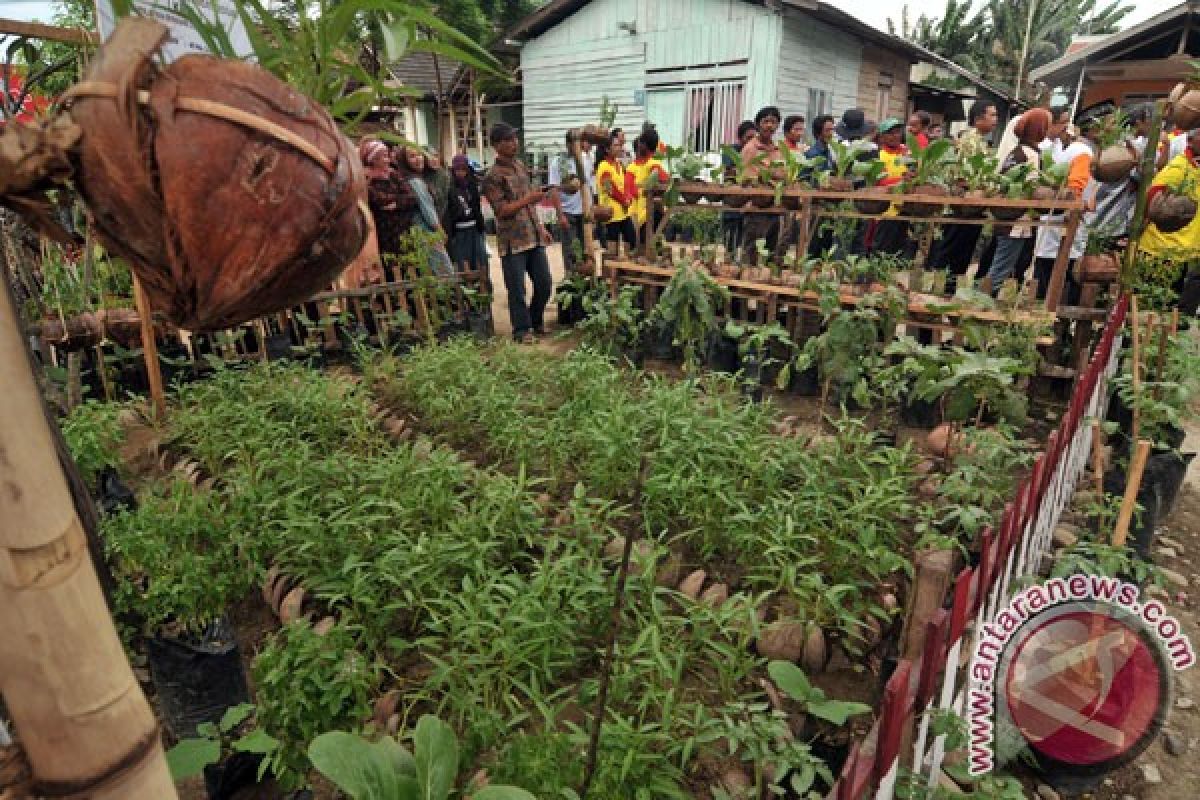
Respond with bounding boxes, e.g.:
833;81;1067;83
467;310;495;340
147;617;251;739
264;332;294;361
647;322;680;361
704;330;740;373
785;363;820;396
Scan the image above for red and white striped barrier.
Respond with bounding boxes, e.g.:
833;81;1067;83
829;295;1130;799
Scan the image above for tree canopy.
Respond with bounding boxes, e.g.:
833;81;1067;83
888;0;1133;98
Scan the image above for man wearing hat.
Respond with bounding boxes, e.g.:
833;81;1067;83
482;122;555;342
835;109;877;143
870;118;915;257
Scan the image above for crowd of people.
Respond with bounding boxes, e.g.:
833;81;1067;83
358;96;1200;341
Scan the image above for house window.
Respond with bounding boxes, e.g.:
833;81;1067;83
685;80;746;152
876;72;894;122
806;88;832;125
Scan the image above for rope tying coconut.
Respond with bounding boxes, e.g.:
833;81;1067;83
63;82;337;175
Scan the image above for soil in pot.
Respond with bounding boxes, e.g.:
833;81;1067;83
1148;191;1198;234
147;616;251;738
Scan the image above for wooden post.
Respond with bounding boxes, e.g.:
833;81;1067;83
566;130;599;276
0;276;176;798
1112;440;1153;549
901;549;956;660
1092;420;1105;498
131;275;165;420
1044;209;1082;312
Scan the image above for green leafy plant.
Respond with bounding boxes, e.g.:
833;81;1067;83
61;400;126;487
654;261;731;372
166;704;280;781
579;285;647;360
767;661;872;725
308;716;535;800
711;699;833;798
254;620;381;789
180;0;504;132
902;135;956;190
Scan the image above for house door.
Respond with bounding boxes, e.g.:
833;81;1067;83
646;89;686;150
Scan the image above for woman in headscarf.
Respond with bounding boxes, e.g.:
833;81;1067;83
394;145;454;277
983;108;1051;293
424;150;452;221
443;154;488;274
360;137;416;283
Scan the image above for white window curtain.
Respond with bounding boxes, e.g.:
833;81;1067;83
684;80;746;152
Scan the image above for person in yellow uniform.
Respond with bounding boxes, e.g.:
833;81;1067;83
1141;128;1200;315
627;129;670;246
595;128;636;252
871;118;913;257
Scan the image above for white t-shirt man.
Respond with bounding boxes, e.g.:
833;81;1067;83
548;149;595;216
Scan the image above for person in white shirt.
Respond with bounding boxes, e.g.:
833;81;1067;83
548;132;595;272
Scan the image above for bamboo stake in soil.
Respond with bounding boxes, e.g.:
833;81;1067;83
0;274;175;797
1113;440;1153;549
132;274;165;421
1092;420;1105;498
1130;296;1142;445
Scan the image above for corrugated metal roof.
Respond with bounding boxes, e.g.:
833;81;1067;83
386;51;466;99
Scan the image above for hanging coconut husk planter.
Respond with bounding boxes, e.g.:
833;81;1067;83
1074;252;1121;283
900;184;948;217
1148;190;1198;233
57;19;369;332
1170;82;1200;130
1093;143;1138;183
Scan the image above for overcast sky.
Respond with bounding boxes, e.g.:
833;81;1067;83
0;0;1187;37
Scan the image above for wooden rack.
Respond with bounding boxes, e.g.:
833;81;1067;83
640;187;1087;312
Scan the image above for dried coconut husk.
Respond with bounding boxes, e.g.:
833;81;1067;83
1148;190;1198;234
63;19;368;331
1093;144;1137;183
1171;82;1200;130
900;184;948;217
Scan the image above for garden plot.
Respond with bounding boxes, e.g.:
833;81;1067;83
63;332;1040;799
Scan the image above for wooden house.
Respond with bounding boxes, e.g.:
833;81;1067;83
506;0;934;151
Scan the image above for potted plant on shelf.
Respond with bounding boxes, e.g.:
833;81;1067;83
851;159;891;215
899;135;955;217
720;145;765;209
954;152;999;218
742;238;774;282
672;149;710;204
988;161;1037;221
1031;151;1072;202
1074;225;1122;284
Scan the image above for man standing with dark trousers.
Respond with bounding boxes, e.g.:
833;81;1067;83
548;130;593;274
482;123;555;343
928;100;999;294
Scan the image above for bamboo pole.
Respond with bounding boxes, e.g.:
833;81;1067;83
0;275;176;798
1130;295;1141;445
1122;100;1167;281
1112;440;1153;549
1092;420;1104;497
131;275;165;420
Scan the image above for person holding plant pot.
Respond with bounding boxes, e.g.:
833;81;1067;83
628;129;670;247
444;155;488;277
984;108;1050;293
1140;128;1200;315
596;129;637;253
482;123;555;343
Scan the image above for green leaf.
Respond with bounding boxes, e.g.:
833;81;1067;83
166;738;221;781
219;703;255;733
195;721;219;739
767;661;812;702
805;698;873;726
413;715;458;800
232;729;280;755
308;731;415;800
